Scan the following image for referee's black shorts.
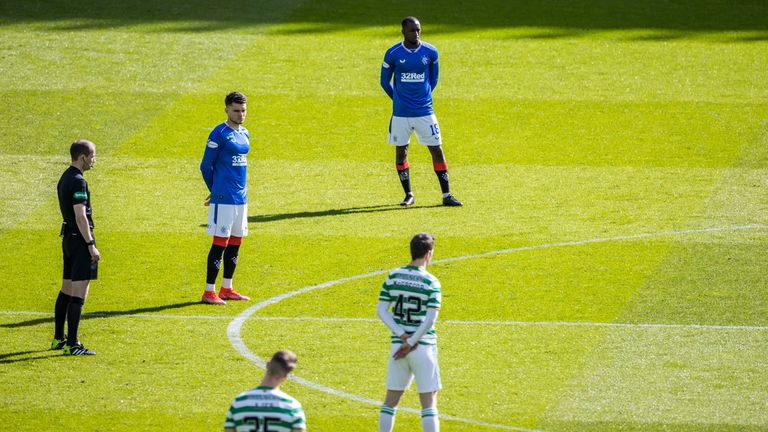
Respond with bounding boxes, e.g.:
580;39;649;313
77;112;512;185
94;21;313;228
62;233;98;281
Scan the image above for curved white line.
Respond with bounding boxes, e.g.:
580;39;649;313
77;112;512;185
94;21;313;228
228;224;766;431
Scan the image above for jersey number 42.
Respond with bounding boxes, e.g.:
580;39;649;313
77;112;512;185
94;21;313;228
393;294;422;325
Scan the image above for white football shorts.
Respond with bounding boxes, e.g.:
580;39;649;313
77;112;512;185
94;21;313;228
388;115;442;147
206;203;248;237
386;343;442;393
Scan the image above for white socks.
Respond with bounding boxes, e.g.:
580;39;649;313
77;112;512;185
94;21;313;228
379;405;396;432
421;408;439;432
222;278;233;289
379;405;438;432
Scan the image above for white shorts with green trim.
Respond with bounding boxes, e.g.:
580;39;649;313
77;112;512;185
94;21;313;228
386;343;442;393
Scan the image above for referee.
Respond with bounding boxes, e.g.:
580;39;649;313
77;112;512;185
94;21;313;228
52;139;100;356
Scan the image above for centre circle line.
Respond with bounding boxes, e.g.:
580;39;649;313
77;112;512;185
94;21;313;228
226;224;767;431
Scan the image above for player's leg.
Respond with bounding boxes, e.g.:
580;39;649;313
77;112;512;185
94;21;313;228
412;345;442;432
203;236;228;304
396;146;414;205
203;204;232;304
219;204;250;301
415;115;461;206
389;116;414;206
418;392;439;432
427;145;461;206
379;390;404;432
381;344;414;432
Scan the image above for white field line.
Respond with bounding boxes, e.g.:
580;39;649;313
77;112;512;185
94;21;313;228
225;224;768;432
3;311;767;332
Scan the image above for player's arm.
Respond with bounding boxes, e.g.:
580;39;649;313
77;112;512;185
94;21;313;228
380;55;395;99
406;308;438;346
392;308;438;360
223;407;236;432
377;300;406;337
429;54;439;90
200;136;223;191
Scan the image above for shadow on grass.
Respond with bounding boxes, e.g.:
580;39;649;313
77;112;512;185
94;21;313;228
0;349;64;365
248;204;444;223
0;301;200;329
196;203;444;227
1;0;766;36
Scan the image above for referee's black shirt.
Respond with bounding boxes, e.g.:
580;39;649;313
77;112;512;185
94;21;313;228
57;166;93;235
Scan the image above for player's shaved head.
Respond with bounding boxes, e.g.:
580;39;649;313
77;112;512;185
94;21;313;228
401;16;420;28
267;350;298;377
70;139;95;160
225;91;247;106
410;233;435;260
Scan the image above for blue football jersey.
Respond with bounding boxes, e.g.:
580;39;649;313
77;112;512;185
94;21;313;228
200;122;250;205
380;41;439;117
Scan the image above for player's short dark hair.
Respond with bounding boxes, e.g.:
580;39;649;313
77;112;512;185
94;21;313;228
267;350;298;376
402;16;420;28
70;139;95;160
225;91;247;106
410;233;434;260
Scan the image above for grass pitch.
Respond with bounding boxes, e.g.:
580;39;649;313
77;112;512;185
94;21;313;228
1;1;767;431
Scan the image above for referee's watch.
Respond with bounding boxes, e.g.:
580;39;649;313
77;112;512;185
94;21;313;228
85;240;95;246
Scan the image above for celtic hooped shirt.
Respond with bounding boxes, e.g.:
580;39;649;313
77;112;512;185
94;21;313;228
225;386;306;432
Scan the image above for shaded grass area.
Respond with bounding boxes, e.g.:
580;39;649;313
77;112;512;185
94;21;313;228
1;0;767;34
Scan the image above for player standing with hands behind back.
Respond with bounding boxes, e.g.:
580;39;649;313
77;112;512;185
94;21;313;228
380;17;462;207
199;92;252;305
377;233;442;432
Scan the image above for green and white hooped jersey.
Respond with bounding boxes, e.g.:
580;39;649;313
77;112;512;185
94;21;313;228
379;265;442;345
225;386;306;432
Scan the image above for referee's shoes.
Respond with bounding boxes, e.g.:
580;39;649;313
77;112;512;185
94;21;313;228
63;342;96;356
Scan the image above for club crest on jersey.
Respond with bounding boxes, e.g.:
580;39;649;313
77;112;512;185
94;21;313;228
207;140;219;149
421;55;430;65
231;154;247;167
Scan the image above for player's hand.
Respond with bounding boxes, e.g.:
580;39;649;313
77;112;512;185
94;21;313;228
204;194;210;206
393;341;416;360
88;245;101;262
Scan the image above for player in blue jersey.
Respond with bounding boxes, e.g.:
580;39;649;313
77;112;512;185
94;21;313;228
380;17;462;207
199;92;252;305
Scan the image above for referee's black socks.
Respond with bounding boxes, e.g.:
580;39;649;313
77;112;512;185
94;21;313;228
66;296;85;347
54;291;72;340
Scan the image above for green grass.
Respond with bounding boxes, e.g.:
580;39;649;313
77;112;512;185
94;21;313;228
1;0;767;431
